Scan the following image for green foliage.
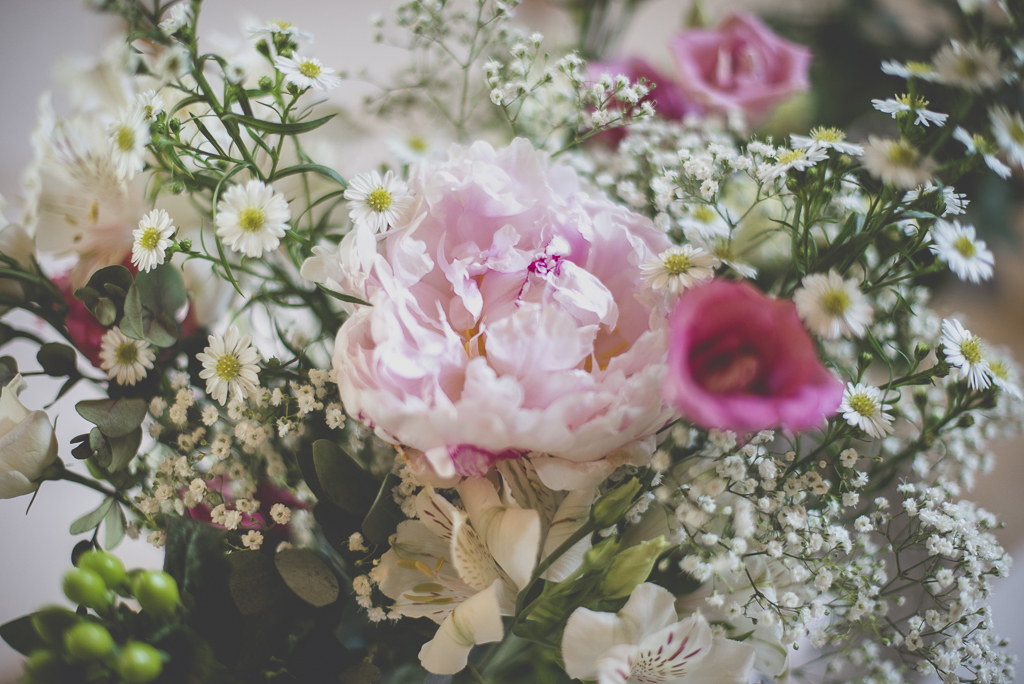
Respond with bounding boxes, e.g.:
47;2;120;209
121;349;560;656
73;265;133;327
121;264;187;348
312;439;379;515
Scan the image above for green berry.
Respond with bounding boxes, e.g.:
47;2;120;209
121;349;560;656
63;622;113;662
133;571;180;617
62;568;109;610
117;642;163;684
77;551;127;591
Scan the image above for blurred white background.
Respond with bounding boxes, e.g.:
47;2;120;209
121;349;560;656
0;0;1021;681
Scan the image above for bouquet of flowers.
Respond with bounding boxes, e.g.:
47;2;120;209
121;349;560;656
1;0;1023;682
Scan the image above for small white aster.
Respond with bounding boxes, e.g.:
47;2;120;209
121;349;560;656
953;127;1011;179
274;54;341;91
758;144;829;182
794;270;874;339
941;318;991;391
640;244;719;297
678;204;731;240
839;383;894;438
931;42;1004;92
692;237;757;279
990;106;1024;169
197;327;262;405
929;220;994;283
872;94;948;128
158;2;192;36
388;133;435;165
344;170;412;233
215;180;292;258
99;327;155;386
861;136;937;189
108;107;150;181
791;127;864;156
153;44;191;81
248;20;314;42
132;209;176;273
987;347;1023;399
135;90;165;121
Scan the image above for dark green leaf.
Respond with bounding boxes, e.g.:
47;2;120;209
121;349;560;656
121;284;145;340
104;501;126;549
316;283;370;307
95;297;117;326
70;497;114;535
361;473;405;545
76;397;147;438
227;551;287;616
36;342;77;377
0;615;46;655
339;662;383;684
108;427;143;472
134;265;187;348
274;163;347;187
89;427;112;468
312;440;378;515
0;356;18;387
274;548;339;608
31;607;79;647
224;111;336;135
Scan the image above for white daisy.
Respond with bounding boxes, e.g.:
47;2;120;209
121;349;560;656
903;182;968;217
108;106;150;181
274;54;341;91
131;209;176;273
941;318;991;390
99;327;156;386
640;244;719;297
839;383;894;438
990;106;1024;169
388;133;436;165
794;270;874;339
678;204;731;240
197;327;262;405
987;346;1023;400
791;127;864;156
953;127;1011;179
931;42;1004;92
153;44;191;81
757;144;829;182
135;90;165;121
215;180;292;258
158;2;192;36
872;94;948;128
881;60;937;81
929;220;994;283
344;170;412;233
861;137;937;189
248;20;314;43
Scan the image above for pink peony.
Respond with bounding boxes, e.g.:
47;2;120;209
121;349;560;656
664;280;842;434
326;139;675;490
670;13;811;126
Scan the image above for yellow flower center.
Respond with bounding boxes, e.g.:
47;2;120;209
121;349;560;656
811;127;845;144
115;125;135;152
906;62;933;76
662;251;692;276
298;60;322;79
272;19;294;30
953;235;976;258
848;393;877;417
896;93;928;109
366;187;393;213
692;205;716;223
1009;121;1024;145
990;360;1009;380
776;149;806;165
821;288;851;316
215;354;242;381
956;56;981;77
959;337;984;365
407;136;428;153
116;343;139;365
139;226;161;251
886;140;920;168
238;207;266;233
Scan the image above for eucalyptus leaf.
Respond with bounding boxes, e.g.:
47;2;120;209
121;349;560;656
107;427;143;472
36;342;77;377
0;615;45;656
121;284;145;340
274;548;339;608
312;440;378;515
227;551;287;616
70;497;114;535
104;501;126;549
133;265;186;348
95;297;117;326
361;473;405;545
89;427;112;468
0;356;17;387
77;397;148;438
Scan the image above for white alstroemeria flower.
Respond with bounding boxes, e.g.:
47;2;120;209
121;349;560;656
0;375;59;500
791;127;863;156
953;127;1011;179
872;95;948;128
562;583;755;684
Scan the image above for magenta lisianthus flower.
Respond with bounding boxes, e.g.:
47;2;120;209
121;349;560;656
670;13;811;127
324;138;675;490
664;280;843;433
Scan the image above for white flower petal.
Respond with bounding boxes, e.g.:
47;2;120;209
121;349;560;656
418;579;505;674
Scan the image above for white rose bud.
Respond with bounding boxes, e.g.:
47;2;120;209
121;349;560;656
0;375;59;499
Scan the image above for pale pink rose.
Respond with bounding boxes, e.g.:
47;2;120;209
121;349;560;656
664;280;843;434
670;13;811;126
328;139;675;490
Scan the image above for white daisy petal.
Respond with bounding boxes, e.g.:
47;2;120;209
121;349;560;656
344;170;413;233
215;180;291;258
132;209;176;273
197;326;262;405
794;270;873;339
929;220;994;284
99;327;155;386
839;383;894;438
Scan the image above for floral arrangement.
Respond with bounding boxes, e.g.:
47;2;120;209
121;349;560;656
1;0;1023;683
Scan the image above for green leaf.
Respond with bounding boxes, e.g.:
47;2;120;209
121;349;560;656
70;497;114;535
36;342;77;377
339;662;383;684
104;501;126;549
108;427;143;472
121;284;145;340
134;264;187;348
224;111;336;135
76;397;147;438
0;615;46;655
227;551;287;616
75;265;133;325
89;427;112;468
316;283;370;307
274;548;339;608
274;163;347;188
312;440;378;515
361;473;405;545
0;355;18;387
31;607;79;648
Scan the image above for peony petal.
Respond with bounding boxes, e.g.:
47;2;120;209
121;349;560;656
418;579;505;675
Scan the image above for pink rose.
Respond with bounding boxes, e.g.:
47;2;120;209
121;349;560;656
664;280;842;434
327;139;675;490
588;57;695;144
670;13;811;126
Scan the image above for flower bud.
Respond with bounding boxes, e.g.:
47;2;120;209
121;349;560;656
255;40;271;58
590;477;641;528
914;342;931;361
258;76;274;91
168;118;181;134
597;536;672;599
